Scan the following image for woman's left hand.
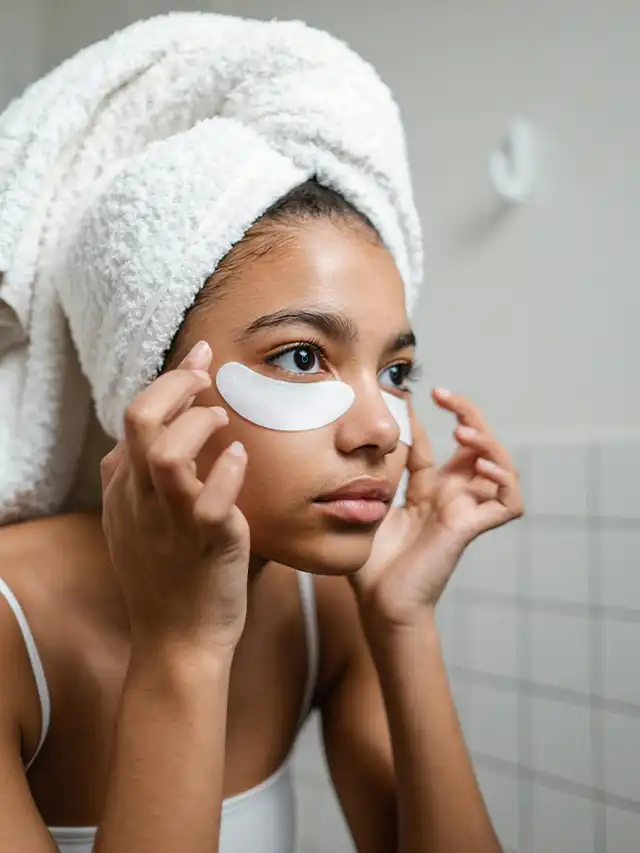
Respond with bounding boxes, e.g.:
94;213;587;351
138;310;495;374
351;388;524;631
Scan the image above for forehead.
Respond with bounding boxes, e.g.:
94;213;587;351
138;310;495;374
216;220;409;334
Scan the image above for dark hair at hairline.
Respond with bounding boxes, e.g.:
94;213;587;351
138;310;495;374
162;179;381;370
259;178;380;235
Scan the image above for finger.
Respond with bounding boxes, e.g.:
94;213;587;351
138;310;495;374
147;406;230;516
438;444;477;478
178;340;213;371
468;476;499;503
432;388;494;436
474;458;524;524
193;441;248;536
404;399;436;508
172;340;215;418
475;457;517;495
100;441;126;494
124;369;212;492
454;425;515;472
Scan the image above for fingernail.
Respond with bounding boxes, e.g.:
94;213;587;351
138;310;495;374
435;387;452;398
458;425;478;438
209;406;228;421
477;458;499;472
191;340;212;362
227;441;245;457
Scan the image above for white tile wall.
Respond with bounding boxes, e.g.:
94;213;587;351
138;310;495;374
599;443;640;519
455;523;521;596
466;603;520;679
606;804;640;853
599;529;640;611
530;610;591;694
603;712;640;802
603;619;640;706
529;526;590;605
475;766;520;852
468;684;519;763
530;697;594;787
531;785;595;853
527;444;591;517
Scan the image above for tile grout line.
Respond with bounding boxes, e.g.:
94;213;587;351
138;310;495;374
450;588;640;625
470;750;640;816
588;442;606;851
447;667;640;719
524;512;640;529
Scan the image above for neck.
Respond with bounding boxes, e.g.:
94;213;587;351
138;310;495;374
249;552;268;581
245;552;270;618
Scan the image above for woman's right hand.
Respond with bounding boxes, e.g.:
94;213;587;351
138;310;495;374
100;341;250;653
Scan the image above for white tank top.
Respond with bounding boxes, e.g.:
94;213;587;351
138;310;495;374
0;572;319;853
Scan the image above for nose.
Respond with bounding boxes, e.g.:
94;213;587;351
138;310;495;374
334;377;400;459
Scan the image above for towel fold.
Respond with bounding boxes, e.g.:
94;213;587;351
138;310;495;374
0;11;422;525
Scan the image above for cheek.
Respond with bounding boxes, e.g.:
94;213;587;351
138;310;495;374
196;411;330;505
196;407;410;498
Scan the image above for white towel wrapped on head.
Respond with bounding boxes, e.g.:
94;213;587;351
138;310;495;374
0;11;423;525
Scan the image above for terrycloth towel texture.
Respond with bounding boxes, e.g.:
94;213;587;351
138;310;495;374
0;12;422;525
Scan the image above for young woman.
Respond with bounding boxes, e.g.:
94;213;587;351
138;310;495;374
0;15;522;853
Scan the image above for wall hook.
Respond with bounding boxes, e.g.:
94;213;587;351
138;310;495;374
489;118;534;204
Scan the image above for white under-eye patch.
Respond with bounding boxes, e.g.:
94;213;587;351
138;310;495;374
216;362;355;431
216;362;412;445
381;391;413;446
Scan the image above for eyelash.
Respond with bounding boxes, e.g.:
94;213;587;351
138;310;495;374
266;337;327;363
265;339;422;387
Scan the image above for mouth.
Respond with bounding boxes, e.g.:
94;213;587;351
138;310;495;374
313;476;393;525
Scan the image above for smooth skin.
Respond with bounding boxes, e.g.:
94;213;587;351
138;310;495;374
0;220;522;852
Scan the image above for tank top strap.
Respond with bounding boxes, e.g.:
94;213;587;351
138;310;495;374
0;577;51;772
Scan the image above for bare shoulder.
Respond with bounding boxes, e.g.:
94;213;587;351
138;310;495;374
0;512;104;566
0;513;108;759
0;512;108;604
0;518;59;764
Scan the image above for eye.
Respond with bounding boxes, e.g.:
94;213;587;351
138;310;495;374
378;362;414;391
268;345;323;375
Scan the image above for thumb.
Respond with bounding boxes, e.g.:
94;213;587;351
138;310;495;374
404;400;436;508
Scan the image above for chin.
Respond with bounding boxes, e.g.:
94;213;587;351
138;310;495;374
254;526;377;576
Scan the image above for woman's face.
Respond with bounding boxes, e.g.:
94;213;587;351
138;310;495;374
179;219;417;575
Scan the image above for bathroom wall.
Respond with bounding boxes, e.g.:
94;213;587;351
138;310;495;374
429;436;640;853
1;1;637;850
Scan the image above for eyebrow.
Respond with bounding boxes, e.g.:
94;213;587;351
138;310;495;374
236;308;416;354
386;330;417;355
236;309;358;345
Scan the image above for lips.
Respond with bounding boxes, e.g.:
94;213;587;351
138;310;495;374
313;477;393;525
315;477;394;504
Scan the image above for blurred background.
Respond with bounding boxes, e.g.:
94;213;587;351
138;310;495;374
1;1;638;851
